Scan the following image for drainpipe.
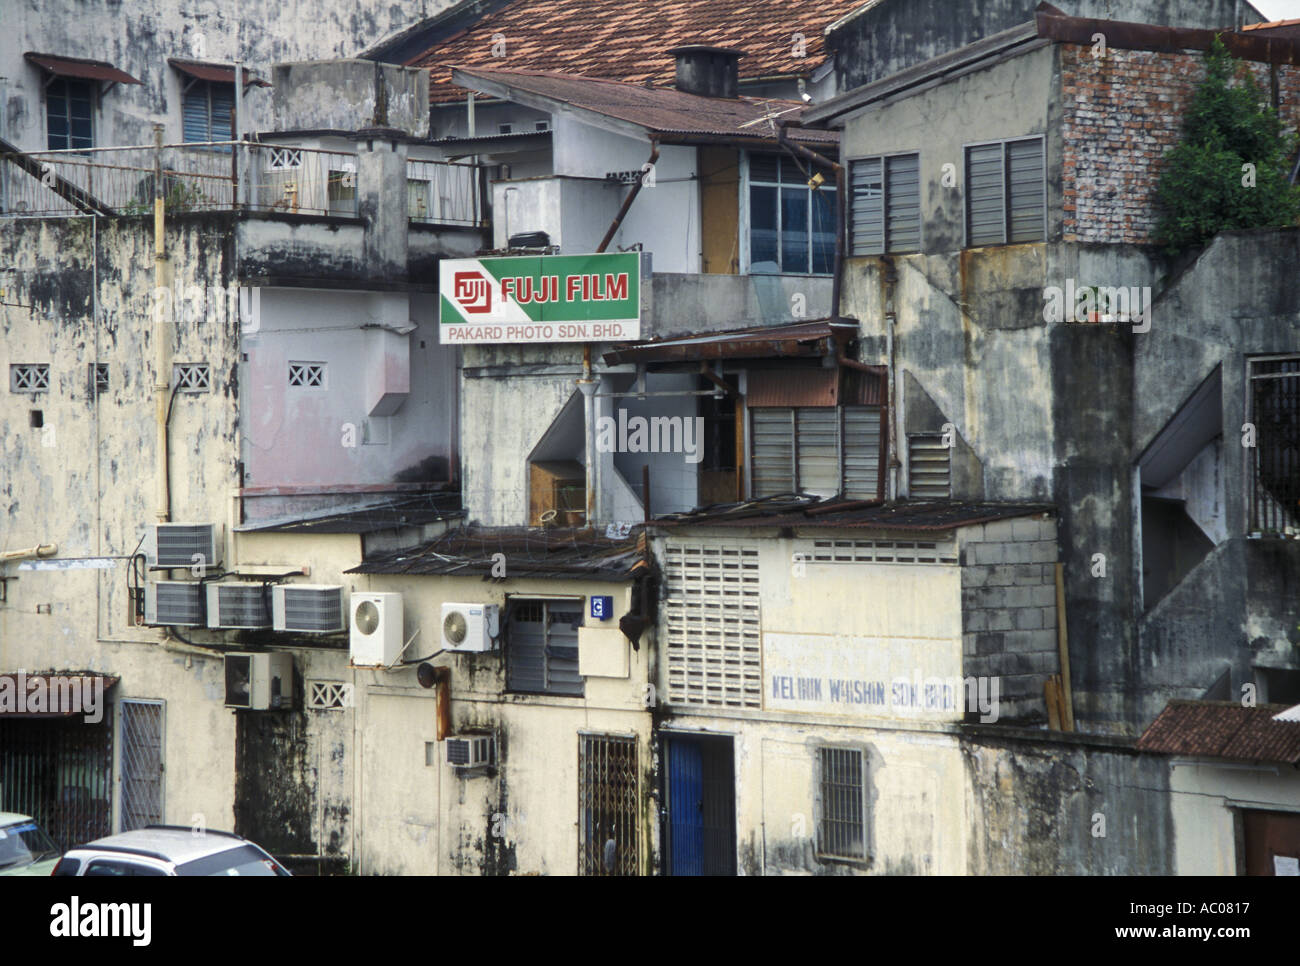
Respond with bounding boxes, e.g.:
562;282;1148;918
153;124;171;523
233;59;243;207
0;544;57;562
597;138;659;254
882;256;899;501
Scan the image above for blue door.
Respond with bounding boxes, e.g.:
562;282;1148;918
664;735;735;875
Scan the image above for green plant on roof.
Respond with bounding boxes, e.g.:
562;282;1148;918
1153;35;1300;258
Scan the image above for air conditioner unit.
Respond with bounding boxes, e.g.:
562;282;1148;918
224;652;293;710
441;602;499;653
143;581;206;627
273;584;345;634
446;734;494;768
143;523;223;570
350;592;403;666
206;582;271;629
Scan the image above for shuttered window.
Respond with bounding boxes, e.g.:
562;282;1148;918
506;600;583;696
908;433;951;498
965;137;1044;247
747;152;838;275
850;153;920;255
182;80;233;144
750;406;884;500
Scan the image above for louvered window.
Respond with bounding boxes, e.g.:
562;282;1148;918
663;543;761;708
850;153;920;255
46;78;93;151
747;152;837;275
750;406;883;500
506;599;583;696
965;137;1045;246
182;80;233;145
908;433;951;498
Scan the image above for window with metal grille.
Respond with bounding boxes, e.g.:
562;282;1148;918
1248;356;1300;535
506;599;584;696
850;153;921;255
287;361;326;388
119;700;164;832
89;363;109;396
578;733;638;876
46;78;93;150
908;433;951;498
750;406;882;500
10;364;50;392
965;137;1045;247
747;151;838;275
181;79;233;144
663;543;761;708
817;746;867;861
173;363;210;393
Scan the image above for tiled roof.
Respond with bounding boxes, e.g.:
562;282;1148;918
1137;700;1300;765
409;0;866;103
452;66;838;142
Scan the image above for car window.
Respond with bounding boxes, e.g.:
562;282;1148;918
0;821;61;870
52;857;82;876
175;843;286;876
84;859;168;876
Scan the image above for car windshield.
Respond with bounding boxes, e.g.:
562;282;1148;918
175;843;287;876
0;822;61;870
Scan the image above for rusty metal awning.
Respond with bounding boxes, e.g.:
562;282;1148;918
0;672;118;718
168;58;270;87
603;319;859;365
747;365;886;407
24;52;141;85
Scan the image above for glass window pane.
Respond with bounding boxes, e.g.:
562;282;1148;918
781;187;809;274
749;184;779;273
750;153;780;183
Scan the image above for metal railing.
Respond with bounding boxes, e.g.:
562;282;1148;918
406;157;480;227
1248;357;1300;537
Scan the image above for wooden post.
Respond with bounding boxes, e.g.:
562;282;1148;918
1055;562;1075;731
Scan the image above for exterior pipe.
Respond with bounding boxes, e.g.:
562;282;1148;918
0;544;57;562
778;122;843;321
597;138;659;254
152;124;171;523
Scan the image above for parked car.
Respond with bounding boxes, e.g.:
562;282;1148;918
52;825;291;876
0;813;63;876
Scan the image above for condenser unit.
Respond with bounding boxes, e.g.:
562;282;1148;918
224;652;293;710
143;581;206;626
446;734;494;768
206;582;272;629
440;602;499;653
272;584;345;634
143;523;223;570
350;592;403;666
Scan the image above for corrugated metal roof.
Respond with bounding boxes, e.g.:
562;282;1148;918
24;53;141;85
745;366;888;408
1137;700;1300;764
653;497;1053;531
408;0;866;104
1274;703;1300;723
168;58;270;87
602;319;857;365
237;494;463;535
451;66;837;143
347;525;646;581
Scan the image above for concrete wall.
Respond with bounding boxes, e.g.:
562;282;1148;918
1168;759;1300;875
271;60;429;136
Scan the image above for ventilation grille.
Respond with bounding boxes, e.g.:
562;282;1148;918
208;584;271;629
806;539;957;565
152;523;218;569
306;681;352;710
274;585;344;633
909;434;951;499
447;735;494;767
147;581;205;626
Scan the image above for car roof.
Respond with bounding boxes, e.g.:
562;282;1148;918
0;812;36;827
71;827;251;865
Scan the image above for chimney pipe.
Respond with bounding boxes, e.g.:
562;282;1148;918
668;45;745;99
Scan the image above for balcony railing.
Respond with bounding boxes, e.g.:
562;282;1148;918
1248;357;1300;537
0;141;481;225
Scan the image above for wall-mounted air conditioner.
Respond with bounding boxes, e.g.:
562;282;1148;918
446;734;494;769
272;584;345;634
441;603;499;653
206;582;272;629
350;592;403;666
224;652;293;710
144;523;223;570
143;581;206;627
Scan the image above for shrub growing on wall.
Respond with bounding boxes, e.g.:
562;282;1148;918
1154;36;1300;257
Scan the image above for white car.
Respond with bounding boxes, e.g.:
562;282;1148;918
0;813;62;876
53;825;291;876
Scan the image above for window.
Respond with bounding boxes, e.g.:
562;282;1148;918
506;599;583;696
817;746;867;860
965;136;1045;246
327;169;357;216
850;153;920;255
498;123;513;134
535;119;550;132
408;178;431;221
747;152;837;275
287;361;326;388
750;406;883;500
173;363;210;393
89;363;108;397
83;859;167;876
46;78;93;150
578;734;638;876
1248;356;1300;535
10;364;50;392
181;80;233;144
908;433;951;498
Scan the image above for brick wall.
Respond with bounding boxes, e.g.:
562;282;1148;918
960;516;1059;724
1061;43;1300;244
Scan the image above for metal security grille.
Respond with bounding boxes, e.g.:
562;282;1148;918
10;364;50;392
578;734;638;876
173;363;210;393
817;746;867;860
663;543;761;708
0;716;113;852
1249;357;1300;534
119;700;164;831
909;433;952;498
966;137;1045;246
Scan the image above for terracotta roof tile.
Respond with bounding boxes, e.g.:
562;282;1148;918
1137;700;1300;765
